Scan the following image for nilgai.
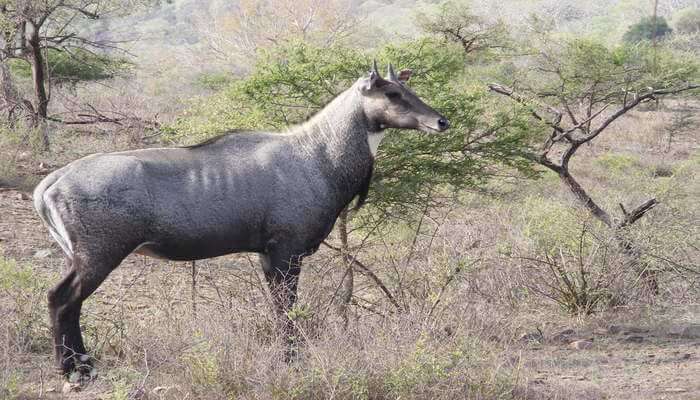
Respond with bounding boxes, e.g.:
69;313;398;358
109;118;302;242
34;62;449;378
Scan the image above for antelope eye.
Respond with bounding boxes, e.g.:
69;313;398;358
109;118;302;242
385;92;401;100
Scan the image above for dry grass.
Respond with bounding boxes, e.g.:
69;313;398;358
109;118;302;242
0;100;698;399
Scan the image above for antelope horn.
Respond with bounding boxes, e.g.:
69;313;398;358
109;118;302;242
387;63;398;81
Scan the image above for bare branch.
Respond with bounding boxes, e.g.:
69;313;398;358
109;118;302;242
578;84;700;144
322;241;402;311
618;199;658;228
488;83;565;133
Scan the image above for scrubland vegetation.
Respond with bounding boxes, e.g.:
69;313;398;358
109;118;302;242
1;0;699;399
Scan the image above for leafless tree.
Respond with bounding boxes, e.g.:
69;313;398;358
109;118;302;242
194;0;359;68
0;0;154;149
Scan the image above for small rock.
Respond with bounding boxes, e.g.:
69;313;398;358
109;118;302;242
608;325;623;334
17;151;31;161
33;249;52;258
62;382;81;394
552;329;576;343
624;335;644;343
668;326;685;337
520;332;543;343
593;327;608;335
680;324;700;339
153;386;170;395
569;340;593;350
16;192;29;200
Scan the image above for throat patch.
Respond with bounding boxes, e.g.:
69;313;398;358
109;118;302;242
367;132;386;157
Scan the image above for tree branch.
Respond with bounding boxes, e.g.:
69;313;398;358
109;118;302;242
579;84;700;144
322;241;402;311
488;83;565;134
618;199;658;228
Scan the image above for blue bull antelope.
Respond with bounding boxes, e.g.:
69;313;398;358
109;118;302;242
33;62;449;378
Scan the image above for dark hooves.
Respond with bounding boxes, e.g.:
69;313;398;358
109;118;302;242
63;354;98;384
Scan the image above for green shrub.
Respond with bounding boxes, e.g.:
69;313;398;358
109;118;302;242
623;16;673;44
0;371;21;400
182;339;220;390
516;216;663;315
674;8;700;34
196;72;235;91
0;256;51;352
594;153;641;175
384;336;450;396
8;48;131;85
519;196;592;253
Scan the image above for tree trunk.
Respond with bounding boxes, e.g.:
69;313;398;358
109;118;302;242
558;168;612;228
25;21;49;150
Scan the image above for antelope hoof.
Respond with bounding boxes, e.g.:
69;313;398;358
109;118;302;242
64;354;98;384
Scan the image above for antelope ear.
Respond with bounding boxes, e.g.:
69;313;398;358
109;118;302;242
366;69;380;90
398;69;412;83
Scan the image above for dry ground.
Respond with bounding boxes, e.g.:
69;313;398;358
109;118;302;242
0;102;699;399
1;189;698;399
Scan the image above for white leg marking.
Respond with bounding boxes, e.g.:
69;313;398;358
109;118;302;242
43;190;74;257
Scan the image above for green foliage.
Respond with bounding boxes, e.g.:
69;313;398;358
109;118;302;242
169;39;538;220
0;256;51;352
287;303;313;322
383;335;511;398
384;336;450;396
195;71;234;91
515;216;637;315
182;339;220;389
623;16;673;44
519;196;591;252
515;37;699;116
110;379;130;400
273;333;513;399
8;48;131;84
594;154;641;175
674;8;700;34
0;371;21;400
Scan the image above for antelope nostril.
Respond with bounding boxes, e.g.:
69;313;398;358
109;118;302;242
438;118;449;130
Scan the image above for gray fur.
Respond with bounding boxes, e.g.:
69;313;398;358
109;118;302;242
34;66;449;376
